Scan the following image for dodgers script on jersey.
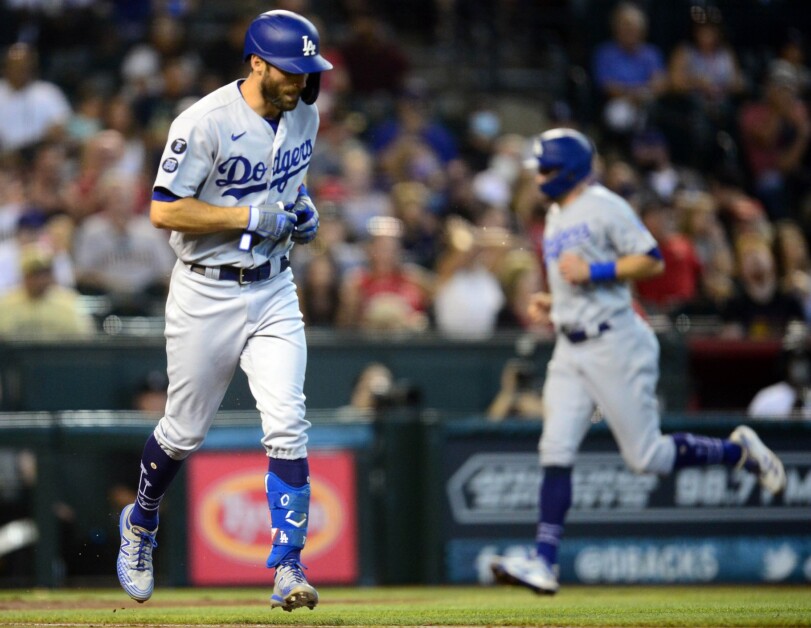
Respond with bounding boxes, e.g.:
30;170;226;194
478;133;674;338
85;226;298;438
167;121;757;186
115;9;336;612
153;79;319;267
543;184;656;331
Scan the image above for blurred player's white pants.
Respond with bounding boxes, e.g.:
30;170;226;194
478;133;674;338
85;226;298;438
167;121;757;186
540;311;676;474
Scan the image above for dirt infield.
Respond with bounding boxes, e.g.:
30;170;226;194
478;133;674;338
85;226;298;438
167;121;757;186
0;598;264;611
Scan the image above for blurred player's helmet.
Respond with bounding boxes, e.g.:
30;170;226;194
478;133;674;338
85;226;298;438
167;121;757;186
243;10;333;104
527;128;594;199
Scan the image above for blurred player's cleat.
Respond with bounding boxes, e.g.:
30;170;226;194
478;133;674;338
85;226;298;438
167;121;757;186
116;503;158;603
270;560;318;611
730;425;786;495
490;554;559;595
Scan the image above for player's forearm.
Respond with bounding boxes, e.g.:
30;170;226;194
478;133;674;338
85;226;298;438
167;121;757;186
616;254;664;281
150;198;250;233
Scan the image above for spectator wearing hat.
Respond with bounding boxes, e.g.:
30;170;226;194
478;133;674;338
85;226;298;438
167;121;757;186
0;243;94;339
0;210;75;297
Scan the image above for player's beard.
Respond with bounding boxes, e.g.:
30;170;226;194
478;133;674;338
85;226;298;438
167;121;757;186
261;75;302;113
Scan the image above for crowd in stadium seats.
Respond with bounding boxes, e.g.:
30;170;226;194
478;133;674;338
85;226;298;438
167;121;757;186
0;0;810;341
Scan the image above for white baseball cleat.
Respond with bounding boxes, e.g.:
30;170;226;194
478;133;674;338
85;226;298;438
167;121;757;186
730;425;786;495
271;560;318;612
490;554;559;595
116;503;158;603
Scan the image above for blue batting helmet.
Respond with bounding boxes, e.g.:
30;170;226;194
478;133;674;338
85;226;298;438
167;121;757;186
243;10;333;104
527;128;594;199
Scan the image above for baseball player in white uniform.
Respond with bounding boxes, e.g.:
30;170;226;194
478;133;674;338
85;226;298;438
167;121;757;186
116;11;332;612
490;128;787;595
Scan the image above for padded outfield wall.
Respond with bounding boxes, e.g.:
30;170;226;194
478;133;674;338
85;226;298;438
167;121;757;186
0;411;808;588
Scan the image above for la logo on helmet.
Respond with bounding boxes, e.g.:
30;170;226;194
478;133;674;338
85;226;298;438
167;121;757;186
301;35;316;56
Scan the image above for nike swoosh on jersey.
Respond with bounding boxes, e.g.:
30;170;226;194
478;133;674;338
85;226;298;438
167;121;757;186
231;131;247;141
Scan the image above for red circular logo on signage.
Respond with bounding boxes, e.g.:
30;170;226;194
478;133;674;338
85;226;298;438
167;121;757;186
198;472;344;562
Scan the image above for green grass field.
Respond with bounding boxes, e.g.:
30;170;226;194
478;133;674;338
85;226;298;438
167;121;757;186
1;585;810;627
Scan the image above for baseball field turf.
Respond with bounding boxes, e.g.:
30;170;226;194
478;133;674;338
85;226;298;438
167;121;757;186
1;585;809;627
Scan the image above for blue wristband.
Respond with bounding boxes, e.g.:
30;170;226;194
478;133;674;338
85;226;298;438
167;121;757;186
589;261;617;282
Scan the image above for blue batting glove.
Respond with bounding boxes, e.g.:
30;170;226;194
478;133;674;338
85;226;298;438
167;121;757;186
290;184;319;244
246;202;296;242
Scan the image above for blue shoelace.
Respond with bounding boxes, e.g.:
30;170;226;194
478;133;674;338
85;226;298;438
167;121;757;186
133;528;158;570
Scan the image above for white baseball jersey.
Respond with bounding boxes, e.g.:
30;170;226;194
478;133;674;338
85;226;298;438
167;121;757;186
539;183;676;475
543;184;657;332
152;79;317;461
153;80;319;266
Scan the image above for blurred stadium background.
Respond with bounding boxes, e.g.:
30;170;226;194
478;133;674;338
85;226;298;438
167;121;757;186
1;0;810;591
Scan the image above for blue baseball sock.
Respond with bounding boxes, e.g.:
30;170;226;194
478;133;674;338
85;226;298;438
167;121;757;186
268;456;309;487
536;466;572;567
131;433;184;529
672;433;750;469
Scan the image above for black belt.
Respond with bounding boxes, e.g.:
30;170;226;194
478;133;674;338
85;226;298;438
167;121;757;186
562;321;610;344
189;256;289;284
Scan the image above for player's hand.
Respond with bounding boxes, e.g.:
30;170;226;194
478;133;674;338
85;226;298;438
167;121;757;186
248;202;296;241
558;251;590;285
290;184;319;244
527;291;552;325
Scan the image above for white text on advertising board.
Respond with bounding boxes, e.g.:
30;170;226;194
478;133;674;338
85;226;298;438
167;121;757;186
447;452;811;524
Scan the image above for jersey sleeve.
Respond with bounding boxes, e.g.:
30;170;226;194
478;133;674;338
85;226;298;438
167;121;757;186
605;200;658;257
153;115;217;199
